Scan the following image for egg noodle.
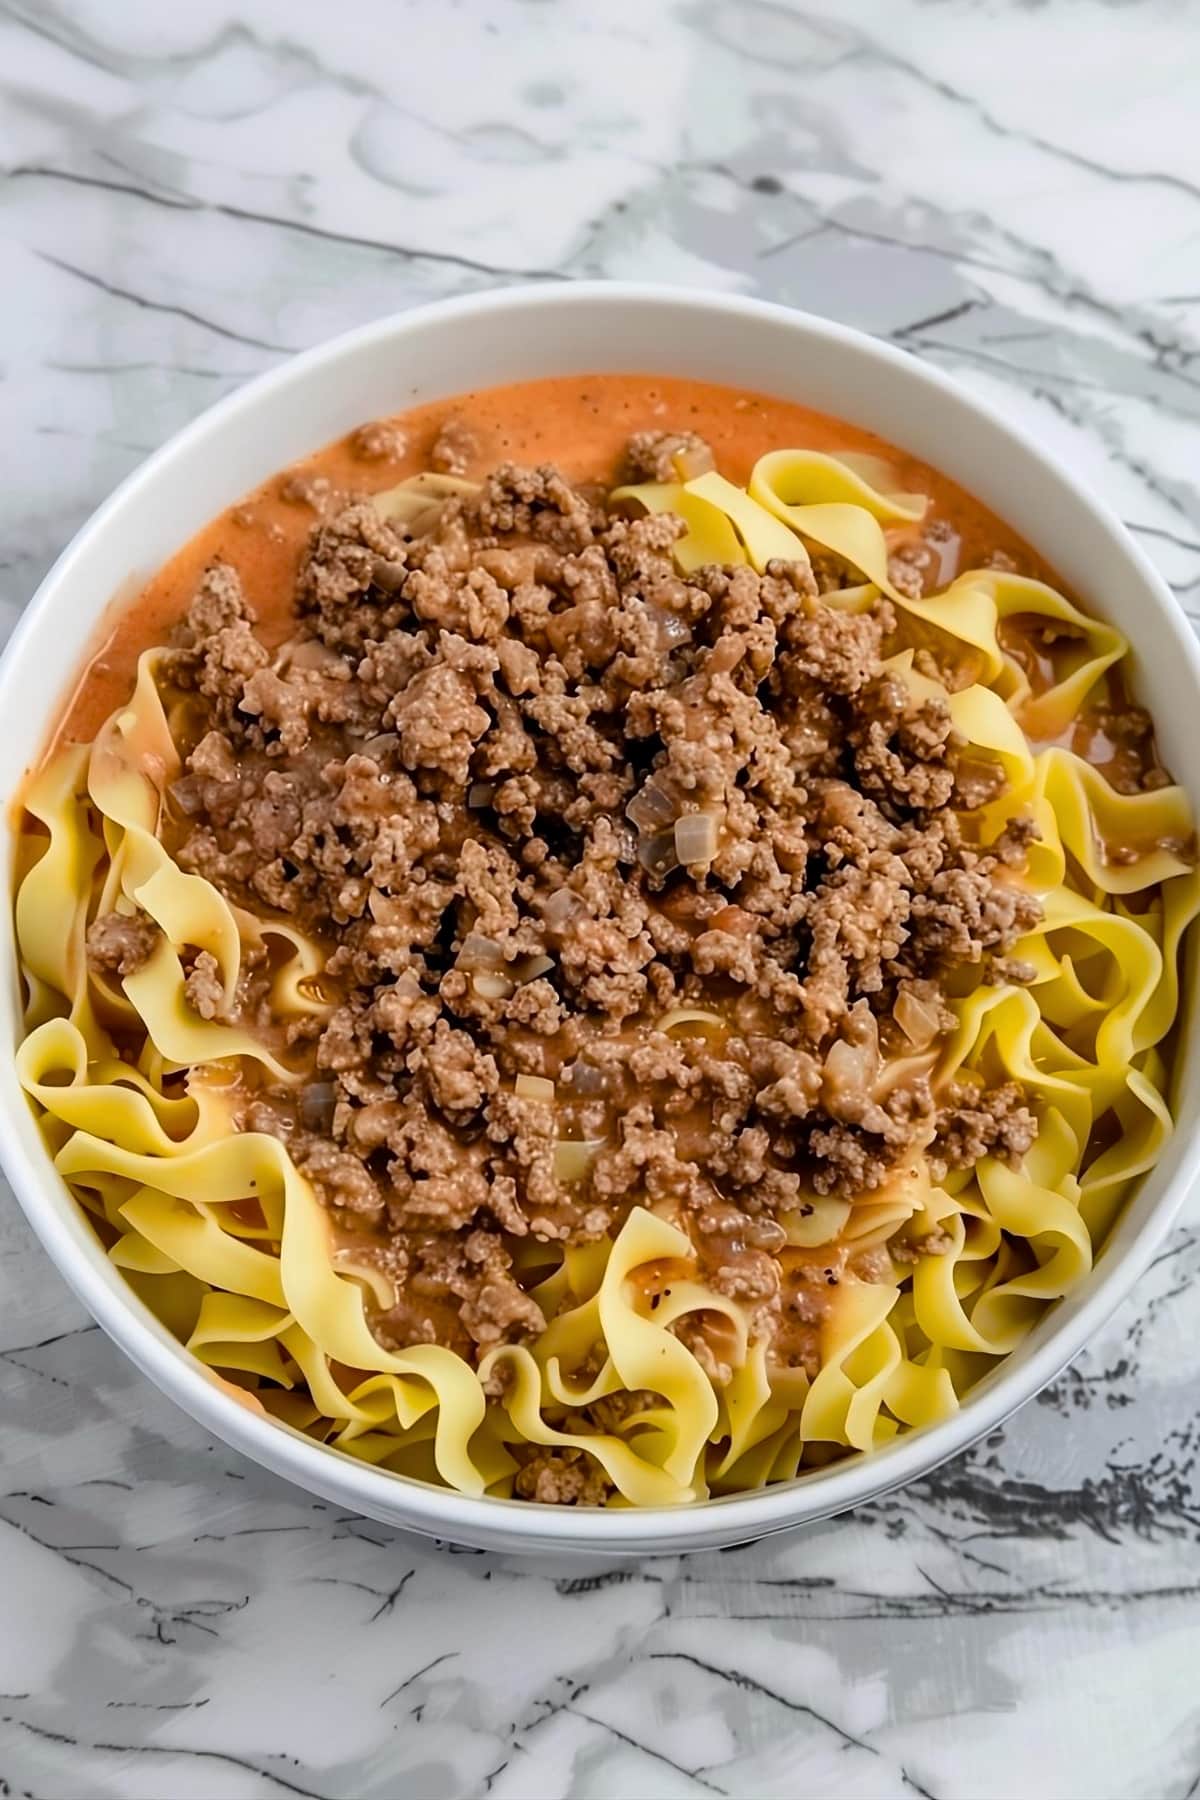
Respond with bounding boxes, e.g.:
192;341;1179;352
14;449;1198;1505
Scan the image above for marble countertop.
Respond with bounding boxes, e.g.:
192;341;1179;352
3;2;1200;1795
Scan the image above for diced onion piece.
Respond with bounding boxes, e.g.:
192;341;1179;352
751;1217;789;1253
368;890;407;926
331;1251;397;1312
458;933;504;969
554;1137;606;1182
781;1199;851;1248
626;778;677;833
467;782;495;808
658;1007;726;1034
374;472;480;522
361;731;399;760
288;637;348;674
646;603;692;650
612;822;639;864
472;972;514;1000
516;954;554;983
543;887;587;931
515;1074;556;1103
168;776;204;815
299;1080;337;1132
824;1034;877;1095
637;829;679;877
674;811;721;865
563;1058;607;1096
894;987;941;1050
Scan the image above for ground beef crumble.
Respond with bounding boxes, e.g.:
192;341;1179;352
86;909;161;978
514;1446;614;1505
156;429;1060;1440
429;416;479;477
183;949;225;1020
929;1079;1038;1180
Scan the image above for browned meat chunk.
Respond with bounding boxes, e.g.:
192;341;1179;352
86;910;160;979
156;425;1051;1439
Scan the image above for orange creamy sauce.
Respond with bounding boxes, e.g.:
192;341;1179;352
54;372;1058;749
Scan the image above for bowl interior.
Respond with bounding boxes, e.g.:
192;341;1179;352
3;283;1199;1554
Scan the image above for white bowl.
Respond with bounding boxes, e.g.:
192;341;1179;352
3;283;1198;1557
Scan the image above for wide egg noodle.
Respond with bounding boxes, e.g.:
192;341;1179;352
12;444;1197;1506
609;480;748;572
634;456;1130;741
17;745;105;1040
479;1209;750;1505
1037;748;1193;894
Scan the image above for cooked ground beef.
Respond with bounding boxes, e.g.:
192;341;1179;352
929;1079;1038;1180
183;949;225;1020
279;471;333;512
86;909;160;978
429;416;479;477
514;1447;614;1505
623;428;715;483
351;421;408;463
159;434;1050;1374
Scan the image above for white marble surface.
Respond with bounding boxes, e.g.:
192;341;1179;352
3;2;1200;1795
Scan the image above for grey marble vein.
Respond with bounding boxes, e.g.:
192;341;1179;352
2;2;1200;1795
